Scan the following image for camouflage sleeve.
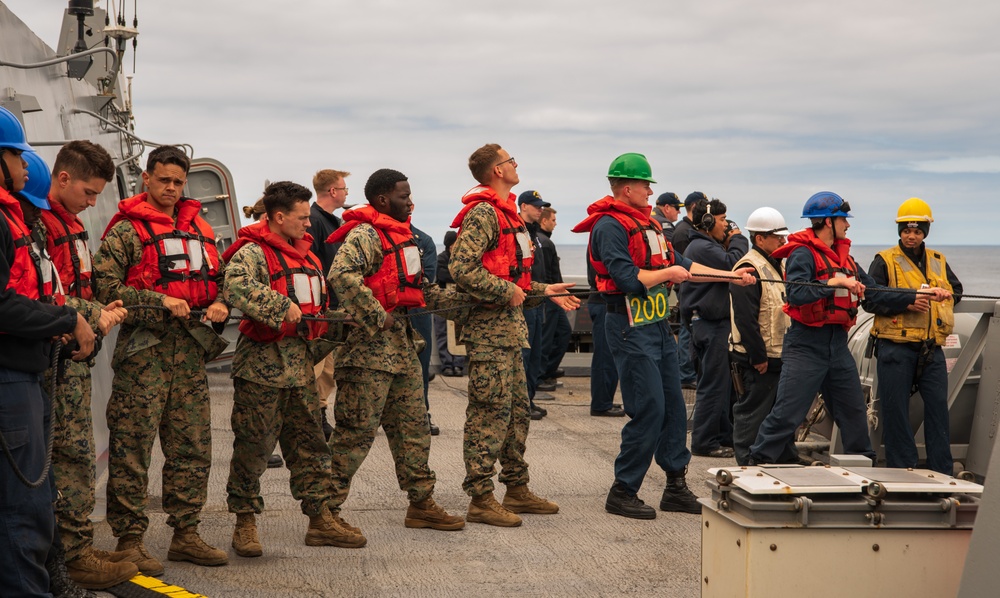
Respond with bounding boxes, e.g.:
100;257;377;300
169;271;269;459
92;221;169;325
329;224;386;338
222;243;290;330
65;296;103;333
213;250;228;305
448;202;516;305
523;278;557;309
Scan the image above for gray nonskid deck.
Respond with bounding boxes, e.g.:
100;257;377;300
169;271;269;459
93;372;719;597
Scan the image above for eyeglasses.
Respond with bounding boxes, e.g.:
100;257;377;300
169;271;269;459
495;157;516;168
332;187;348;192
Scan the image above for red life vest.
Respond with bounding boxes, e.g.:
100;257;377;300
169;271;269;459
222;221;329;342
571;196;673;294
327;205;425;312
449;186;533;291
771;228;860;330
39;200;93;300
0;188;64;305
103;194;221;308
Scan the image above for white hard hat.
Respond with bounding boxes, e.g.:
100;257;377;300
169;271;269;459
746;207;789;235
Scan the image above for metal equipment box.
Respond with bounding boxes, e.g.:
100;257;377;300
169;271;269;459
700;465;982;597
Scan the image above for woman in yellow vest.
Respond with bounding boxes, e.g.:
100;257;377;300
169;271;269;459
864;198;962;474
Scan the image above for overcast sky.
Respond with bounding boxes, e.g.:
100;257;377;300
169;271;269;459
5;0;1000;246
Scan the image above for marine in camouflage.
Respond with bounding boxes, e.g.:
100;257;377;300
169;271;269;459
449;201;551;497
36;218;109;560
222;241;335;517
49;296;103;561
93;219;226;537
327;223;472;511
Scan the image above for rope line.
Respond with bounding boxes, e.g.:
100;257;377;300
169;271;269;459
123;270;998;325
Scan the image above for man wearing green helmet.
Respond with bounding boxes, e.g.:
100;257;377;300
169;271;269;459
573;153;755;520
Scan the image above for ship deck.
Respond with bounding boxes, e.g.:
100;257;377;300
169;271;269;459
92;368;725;598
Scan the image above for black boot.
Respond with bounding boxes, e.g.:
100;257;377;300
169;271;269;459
47;544;97;598
321;407;333;441
660;469;702;514
605;482;655;520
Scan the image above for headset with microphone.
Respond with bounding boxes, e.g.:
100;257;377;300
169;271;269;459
699;200;716;231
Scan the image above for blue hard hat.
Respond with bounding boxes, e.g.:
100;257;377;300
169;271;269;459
801;191;852;219
18;151;51;209
0;107;33;153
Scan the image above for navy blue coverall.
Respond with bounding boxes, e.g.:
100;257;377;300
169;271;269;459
590;216;693;494
750;246;912;464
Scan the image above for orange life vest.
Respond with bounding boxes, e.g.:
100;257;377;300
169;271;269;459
449;186;533;291
327;205;425;311
1;188;64;304
103;194;221;308
571;196;673;294
771;228;859;330
222;221;329;342
39;199;93;300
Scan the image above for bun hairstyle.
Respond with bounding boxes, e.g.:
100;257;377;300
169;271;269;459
243;197;266;221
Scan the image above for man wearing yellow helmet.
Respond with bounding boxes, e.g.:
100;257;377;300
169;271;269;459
863;198;962;475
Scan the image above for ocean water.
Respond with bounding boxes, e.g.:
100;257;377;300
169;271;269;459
552;244;1000;297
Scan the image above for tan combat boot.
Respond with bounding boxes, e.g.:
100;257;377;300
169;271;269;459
332;512;362;535
404;497;466;531
232;513;263;558
305;508;367;548
93;547;141;564
167;527;229;566
467;493;522;527
116;535;164;577
502;484;560;514
65;548;139;590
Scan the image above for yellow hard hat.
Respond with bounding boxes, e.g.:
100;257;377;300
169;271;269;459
896;197;933;223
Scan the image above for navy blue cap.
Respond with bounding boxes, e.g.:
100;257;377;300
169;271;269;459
684;191;707;207
657;192;680;207
517;190;550;208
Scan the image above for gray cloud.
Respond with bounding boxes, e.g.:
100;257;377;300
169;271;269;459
5;0;999;247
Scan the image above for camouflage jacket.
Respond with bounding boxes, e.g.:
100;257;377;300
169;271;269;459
448;201;549;357
330;223;473;374
223;242;320;388
93;219;229;366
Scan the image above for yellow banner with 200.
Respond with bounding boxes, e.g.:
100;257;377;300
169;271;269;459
626;283;671;327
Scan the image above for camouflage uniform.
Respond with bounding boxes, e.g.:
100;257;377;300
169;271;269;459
35;220;106;561
328;223;470;511
449;202;549;498
93;220;228;538
222;242;334;517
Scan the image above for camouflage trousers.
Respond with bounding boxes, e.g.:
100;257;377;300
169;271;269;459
50;368;96;561
227;378;333;517
329;355;434;511
106;335;212;537
463;346;530;497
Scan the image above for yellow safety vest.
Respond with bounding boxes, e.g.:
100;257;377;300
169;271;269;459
730;249;789;359
870;245;954;344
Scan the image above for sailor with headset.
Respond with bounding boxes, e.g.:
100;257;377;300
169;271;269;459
680;197;749;458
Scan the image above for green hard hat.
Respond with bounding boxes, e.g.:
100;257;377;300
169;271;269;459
607;152;656;183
